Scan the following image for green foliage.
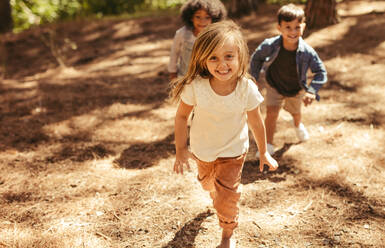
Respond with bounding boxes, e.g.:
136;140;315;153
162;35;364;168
11;0;81;31
80;0;184;15
10;0;311;32
80;0;144;15
11;0;185;32
266;0;307;5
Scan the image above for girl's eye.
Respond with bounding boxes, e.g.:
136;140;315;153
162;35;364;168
226;54;234;59
208;56;217;61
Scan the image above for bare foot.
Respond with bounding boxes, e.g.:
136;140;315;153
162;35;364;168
217;228;235;248
217;238;236;248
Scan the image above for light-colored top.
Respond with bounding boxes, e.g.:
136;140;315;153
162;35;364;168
181;76;264;162
168;26;196;76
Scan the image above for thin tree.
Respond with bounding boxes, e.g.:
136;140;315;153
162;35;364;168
227;0;260;17
0;0;13;33
305;0;338;29
0;0;12;78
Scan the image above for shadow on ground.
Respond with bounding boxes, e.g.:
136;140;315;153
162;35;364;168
242;142;298;184
163;210;214;248
114;133;175;169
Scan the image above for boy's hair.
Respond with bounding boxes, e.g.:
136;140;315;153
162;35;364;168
169;20;250;103
277;4;305;24
181;0;227;29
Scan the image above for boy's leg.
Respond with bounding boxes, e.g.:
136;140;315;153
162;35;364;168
284;92;309;141
283;92;303;127
264;83;284;145
265;105;280;145
291;112;301;127
289;108;301;128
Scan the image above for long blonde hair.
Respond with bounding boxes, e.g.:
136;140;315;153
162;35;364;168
169;20;251;103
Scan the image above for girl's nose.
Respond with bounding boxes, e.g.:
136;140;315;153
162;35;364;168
217;60;227;68
201;18;210;24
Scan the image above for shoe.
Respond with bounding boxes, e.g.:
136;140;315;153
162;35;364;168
256;143;275;158
295;123;309;142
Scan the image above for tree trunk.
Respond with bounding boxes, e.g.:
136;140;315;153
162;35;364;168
305;0;338;29
228;0;260;17
0;0;13;33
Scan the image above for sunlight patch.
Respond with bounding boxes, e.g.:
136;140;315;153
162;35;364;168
92;158;115;170
376;41;385;52
43;121;73;138
89;56;129;71
56;67;84;79
150;104;177;120
338;1;385;16
124;40;172;54
106;102;153;116
325;164;340;174
248;210;297;231
42;114;99;139
95;118;168;142
305;18;356;48
0;80;37;89
56;219;91;229
113;21;141;39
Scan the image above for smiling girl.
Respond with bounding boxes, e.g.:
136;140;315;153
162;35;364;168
170;21;278;248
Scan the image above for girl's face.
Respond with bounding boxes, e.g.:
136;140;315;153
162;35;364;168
206;38;240;84
192;9;212;36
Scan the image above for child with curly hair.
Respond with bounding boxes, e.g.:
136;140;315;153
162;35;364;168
168;0;227;80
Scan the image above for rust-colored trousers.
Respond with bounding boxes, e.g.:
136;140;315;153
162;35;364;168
195;154;246;230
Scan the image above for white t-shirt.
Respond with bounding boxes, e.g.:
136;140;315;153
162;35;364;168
181;76;264;162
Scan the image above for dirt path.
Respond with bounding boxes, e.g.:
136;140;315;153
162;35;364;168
0;1;385;247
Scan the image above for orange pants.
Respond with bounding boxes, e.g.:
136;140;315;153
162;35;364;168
195;154;246;230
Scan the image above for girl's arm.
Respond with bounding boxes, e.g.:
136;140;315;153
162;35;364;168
247;106;278;172
174;100;194;174
168;30;183;78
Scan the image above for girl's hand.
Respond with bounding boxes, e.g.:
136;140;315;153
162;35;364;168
169;72;178;81
303;92;316;106
259;152;278;172
173;149;192;175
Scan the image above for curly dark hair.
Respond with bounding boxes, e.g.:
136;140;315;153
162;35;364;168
180;0;227;29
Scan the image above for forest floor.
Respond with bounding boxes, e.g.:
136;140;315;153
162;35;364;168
1;1;385;247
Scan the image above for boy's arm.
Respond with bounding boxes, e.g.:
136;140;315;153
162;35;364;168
250;41;271;81
307;51;327;98
247;106;278;172
303;91;316;107
174;100;193;175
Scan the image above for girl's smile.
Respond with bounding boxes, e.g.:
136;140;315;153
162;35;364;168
192;9;212;36
206;38;239;85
